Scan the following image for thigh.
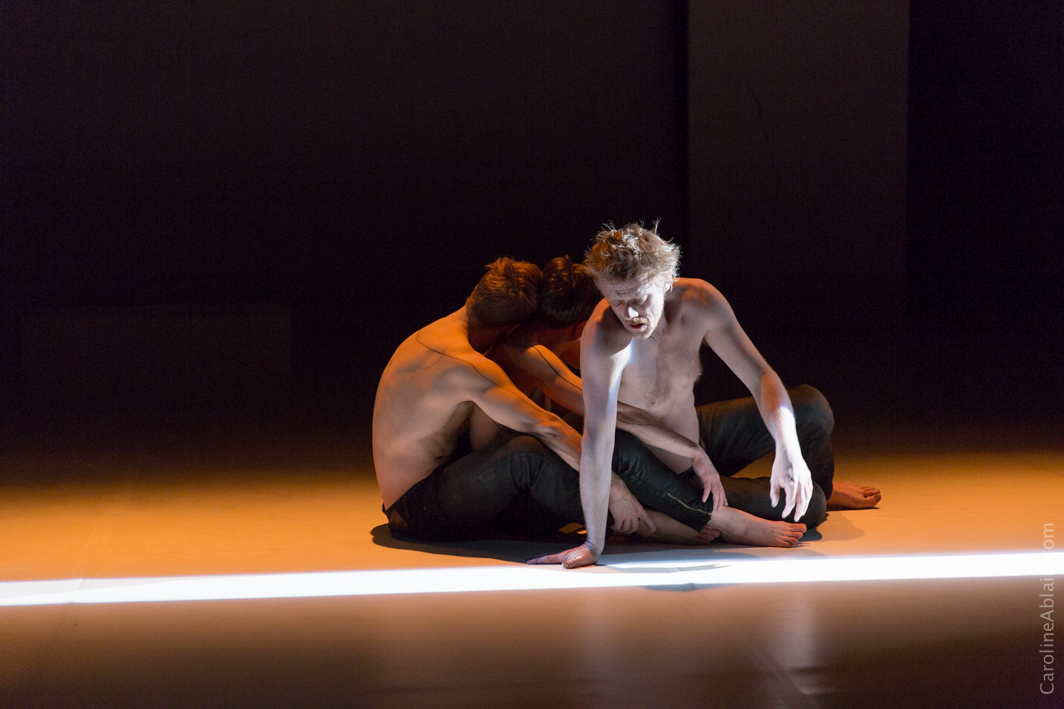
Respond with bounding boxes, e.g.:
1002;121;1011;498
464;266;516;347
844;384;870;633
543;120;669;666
611;430;713;531
396;433;530;539
697;396;776;476
428;433;537;530
415;432;584;539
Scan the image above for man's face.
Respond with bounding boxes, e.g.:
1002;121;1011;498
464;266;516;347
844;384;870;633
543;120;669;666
599;275;669;340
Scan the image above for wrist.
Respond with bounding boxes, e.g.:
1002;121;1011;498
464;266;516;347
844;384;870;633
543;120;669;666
776;441;801;461
771;407;801;451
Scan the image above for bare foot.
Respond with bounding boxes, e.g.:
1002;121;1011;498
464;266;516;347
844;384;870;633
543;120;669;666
705;507;806;548
633;510;721;545
827;481;881;509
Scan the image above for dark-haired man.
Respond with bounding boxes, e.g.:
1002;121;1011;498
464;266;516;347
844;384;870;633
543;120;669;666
373;257;655;541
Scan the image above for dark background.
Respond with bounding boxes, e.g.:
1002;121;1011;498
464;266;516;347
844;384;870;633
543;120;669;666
2;1;1061;428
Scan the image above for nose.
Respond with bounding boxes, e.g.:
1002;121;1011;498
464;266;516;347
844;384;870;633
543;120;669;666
627;306;639;319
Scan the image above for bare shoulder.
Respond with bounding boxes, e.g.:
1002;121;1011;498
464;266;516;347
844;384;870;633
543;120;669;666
672;278;735;326
384;321;498;402
582;299;630;357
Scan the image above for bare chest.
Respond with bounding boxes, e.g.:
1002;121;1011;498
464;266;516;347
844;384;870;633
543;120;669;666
617;336;702;411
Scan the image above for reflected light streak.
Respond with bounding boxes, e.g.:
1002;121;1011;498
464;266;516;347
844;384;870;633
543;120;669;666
2;551;1061;607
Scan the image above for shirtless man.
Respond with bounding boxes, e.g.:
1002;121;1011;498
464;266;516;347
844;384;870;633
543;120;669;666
481;256;720;543
373;256;657;541
530;224;881;568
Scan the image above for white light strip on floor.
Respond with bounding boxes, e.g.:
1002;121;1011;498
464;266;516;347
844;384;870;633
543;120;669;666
2;551;1061;607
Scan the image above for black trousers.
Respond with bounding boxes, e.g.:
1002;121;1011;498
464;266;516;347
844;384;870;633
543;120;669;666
386;432;582;541
388;385;833;540
612;385;833;530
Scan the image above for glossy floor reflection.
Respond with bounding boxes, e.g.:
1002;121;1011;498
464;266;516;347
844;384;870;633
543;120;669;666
1;412;1061;708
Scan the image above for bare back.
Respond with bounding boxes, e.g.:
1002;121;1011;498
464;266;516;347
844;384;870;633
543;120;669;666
373;309;583;509
372;313;480;508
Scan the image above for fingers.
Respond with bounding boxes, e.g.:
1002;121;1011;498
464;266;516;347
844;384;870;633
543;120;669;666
695;471;711;502
795;481;811;520
562;550;595;569
714;480;727;511
527;553;563;565
769;481;780;508
801;478;814;518
638;506;657;534
696;527;720;543
782;483;796;520
528;545;599;569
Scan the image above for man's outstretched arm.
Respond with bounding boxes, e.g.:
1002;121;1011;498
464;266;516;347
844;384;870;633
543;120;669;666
699;285;813;520
529;314;630;568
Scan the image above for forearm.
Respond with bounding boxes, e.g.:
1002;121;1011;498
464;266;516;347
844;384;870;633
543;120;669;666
514;346;587;414
579;441;613;553
756;371;801;453
531;416;583;470
615;404;702;463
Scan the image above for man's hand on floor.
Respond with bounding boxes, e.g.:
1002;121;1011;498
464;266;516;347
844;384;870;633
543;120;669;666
528;542;600;569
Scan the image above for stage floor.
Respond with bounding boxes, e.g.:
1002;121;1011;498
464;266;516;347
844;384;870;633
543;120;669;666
1;412;1061;708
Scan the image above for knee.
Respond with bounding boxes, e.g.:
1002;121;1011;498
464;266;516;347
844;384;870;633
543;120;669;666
799;483;828;529
501;435;549;463
791;384;834;436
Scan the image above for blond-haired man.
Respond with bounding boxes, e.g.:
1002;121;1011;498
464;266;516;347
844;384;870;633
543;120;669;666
531;225;880;568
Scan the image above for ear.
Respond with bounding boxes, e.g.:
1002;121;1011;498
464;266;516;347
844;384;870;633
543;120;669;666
571;320;588;339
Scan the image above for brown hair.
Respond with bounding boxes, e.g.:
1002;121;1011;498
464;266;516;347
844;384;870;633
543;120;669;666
465;257;541;328
537;255;602;329
584;222;680;285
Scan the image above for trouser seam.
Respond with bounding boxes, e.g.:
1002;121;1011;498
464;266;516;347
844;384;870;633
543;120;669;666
666;492;712;526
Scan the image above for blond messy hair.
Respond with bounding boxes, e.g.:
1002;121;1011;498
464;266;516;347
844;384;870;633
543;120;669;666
583;221;680;285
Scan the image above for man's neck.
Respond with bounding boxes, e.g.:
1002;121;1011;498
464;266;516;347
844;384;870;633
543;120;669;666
463;312;507;354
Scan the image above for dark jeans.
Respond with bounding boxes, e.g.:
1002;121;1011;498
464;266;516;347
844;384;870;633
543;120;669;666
386;431;586;541
612;385;833;530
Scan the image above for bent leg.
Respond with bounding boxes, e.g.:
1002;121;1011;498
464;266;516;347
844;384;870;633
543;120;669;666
394;433;583;541
610;427;826;529
610;429;714;532
611;432;813;545
697;384;835;500
711;473;826;527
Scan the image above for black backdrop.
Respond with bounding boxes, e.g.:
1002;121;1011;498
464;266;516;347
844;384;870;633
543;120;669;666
2;1;1061;420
